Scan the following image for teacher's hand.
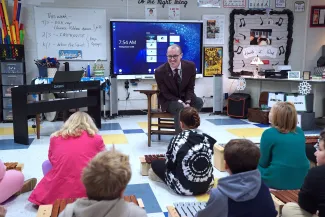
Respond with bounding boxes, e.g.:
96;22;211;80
183;103;190;108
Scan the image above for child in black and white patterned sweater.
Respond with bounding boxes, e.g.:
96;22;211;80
149;107;216;196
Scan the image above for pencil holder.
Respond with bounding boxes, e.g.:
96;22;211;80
37;65;48;77
47;68;58;78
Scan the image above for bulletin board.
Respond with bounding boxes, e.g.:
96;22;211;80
228;9;294;76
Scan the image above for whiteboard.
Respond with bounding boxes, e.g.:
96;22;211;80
34;7;107;60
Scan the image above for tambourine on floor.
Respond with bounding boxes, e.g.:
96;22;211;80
36;195;144;217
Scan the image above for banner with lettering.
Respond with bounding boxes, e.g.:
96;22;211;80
242;46;278;59
198;0;221;7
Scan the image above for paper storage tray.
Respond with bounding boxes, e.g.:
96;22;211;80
2;109;13;121
2;85;16;97
1;74;24;85
2;98;12;109
0;62;23;74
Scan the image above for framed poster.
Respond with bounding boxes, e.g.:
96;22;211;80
223;0;245;8
197;0;221;7
310;6;325;27
203;47;223;77
145;5;157;20
168;5;180;20
303;71;311;80
203;15;225;44
248;0;270;9
295;1;305;12
275;0;286;8
288;71;301;80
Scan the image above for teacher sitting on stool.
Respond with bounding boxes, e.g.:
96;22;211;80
155;44;203;133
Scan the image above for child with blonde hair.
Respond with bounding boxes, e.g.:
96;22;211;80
258;102;309;190
59;149;147;217
29;111;105;205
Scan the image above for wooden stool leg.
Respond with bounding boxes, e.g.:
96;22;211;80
36;114;40;139
158;118;161;140
147;94;152;147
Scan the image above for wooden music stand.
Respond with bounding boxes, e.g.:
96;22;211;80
134;90;176;147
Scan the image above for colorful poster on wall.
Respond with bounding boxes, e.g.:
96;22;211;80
59;50;82;60
198;0;221;7
145;5;157;20
203;15;225;44
310;6;325;27
203;47;223;77
168;5;180;20
223;0;245;8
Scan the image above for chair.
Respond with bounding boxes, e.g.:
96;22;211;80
135;90;177;147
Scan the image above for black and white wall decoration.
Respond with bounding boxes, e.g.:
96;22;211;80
229;9;294;76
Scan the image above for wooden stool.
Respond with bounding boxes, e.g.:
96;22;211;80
134;90;176;147
271;190;299;215
36;195;144;217
213;143;226;172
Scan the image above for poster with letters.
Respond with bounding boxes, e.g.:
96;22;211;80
203;15;225;44
267;93;285;108
223;0;245;8
168;5;180;20
198;0;221;7
286;95;307;111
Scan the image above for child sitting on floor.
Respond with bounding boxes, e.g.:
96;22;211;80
0;160;37;204
29;111;105;205
149;107;216;196
282;130;325;217
59;149;147;217
196;139;277;217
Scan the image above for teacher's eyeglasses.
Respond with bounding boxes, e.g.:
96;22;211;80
167;54;182;60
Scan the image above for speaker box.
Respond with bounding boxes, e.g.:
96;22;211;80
227;93;251;118
213;75;223;113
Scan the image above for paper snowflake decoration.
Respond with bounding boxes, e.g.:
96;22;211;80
237;77;246;91
298;81;312;95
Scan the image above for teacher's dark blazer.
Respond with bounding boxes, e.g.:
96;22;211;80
155;60;197;111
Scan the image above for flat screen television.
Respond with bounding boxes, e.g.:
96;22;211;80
110;19;203;79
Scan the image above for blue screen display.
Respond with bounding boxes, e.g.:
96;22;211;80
110;21;203;75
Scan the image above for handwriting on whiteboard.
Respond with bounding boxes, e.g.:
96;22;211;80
34;7;107;60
